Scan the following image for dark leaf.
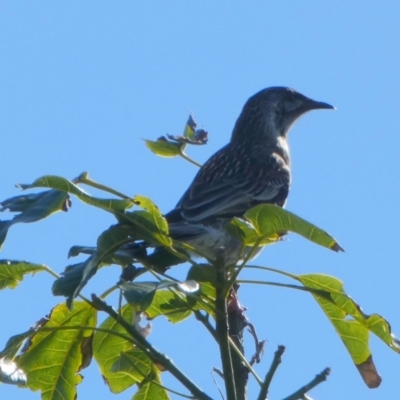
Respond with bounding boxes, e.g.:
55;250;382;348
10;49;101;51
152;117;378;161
0;190;69;248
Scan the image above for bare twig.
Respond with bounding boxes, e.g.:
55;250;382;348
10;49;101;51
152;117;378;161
257;345;285;400
281;367;331;400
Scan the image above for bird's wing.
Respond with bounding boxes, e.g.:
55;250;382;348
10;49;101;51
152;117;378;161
174;148;290;222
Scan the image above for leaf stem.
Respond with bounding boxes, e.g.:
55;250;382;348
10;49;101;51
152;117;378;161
76;172;133;200
179;150;202;168
244;264;298;280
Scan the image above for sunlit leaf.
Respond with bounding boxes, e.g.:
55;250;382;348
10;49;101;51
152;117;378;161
245;204;343;252
0;261;47;290
93;304;138;393
144;138;183;158
133;195;170;244
228;217;280;246
298;273;391;388
18;301;96;399
132;373;170;400
111;347;153;382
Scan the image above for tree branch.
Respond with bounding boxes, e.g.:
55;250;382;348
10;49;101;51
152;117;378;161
215;250;237;400
281;367;331;400
257;345;285;400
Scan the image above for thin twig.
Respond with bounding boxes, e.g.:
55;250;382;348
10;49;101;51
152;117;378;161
226;239;262;294
257;345;285;400
281;368;331;400
76;172;133;200
194;311;218;341
247;323;266;366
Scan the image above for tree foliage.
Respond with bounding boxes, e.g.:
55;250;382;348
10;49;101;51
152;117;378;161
0;116;399;399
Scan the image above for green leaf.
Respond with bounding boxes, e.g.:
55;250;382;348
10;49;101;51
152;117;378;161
144;138;183;158
186;264;216;315
111;347;153;382
93;305;137;394
93;304;137;393
0;190;70;248
120;210;172;248
0;358;27;386
244;204;343;252
146;290;193;323
0;261;47;290
298;273;390;388
183;114;196;140
18;301;97;400
132;374;170;400
120;282;160;311
228;218;279;246
133;195;170;245
18;175;134;213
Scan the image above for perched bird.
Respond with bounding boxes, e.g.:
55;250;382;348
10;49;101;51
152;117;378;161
162;87;334;266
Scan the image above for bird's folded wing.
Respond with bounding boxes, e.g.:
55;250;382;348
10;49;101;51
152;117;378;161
178;157;290;222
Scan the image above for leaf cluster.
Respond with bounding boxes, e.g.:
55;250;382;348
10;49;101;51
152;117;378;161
0;116;398;400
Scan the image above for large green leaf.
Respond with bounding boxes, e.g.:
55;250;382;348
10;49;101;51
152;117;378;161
93;304;137;394
298;273;399;388
0;261;47;290
18;301;97;400
244;204;343;252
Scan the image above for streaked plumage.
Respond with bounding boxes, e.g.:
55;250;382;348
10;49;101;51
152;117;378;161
165;87;334;264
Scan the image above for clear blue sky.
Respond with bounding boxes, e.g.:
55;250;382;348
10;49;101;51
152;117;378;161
1;2;400;399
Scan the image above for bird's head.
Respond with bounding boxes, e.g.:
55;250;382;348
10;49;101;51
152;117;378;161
231;86;334;144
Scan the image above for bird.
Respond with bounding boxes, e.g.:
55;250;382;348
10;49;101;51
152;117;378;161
160;87;335;266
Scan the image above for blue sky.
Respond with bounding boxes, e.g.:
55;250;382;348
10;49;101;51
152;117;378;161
1;2;400;399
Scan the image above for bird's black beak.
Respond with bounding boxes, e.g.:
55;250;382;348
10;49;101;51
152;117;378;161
305;99;336;111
